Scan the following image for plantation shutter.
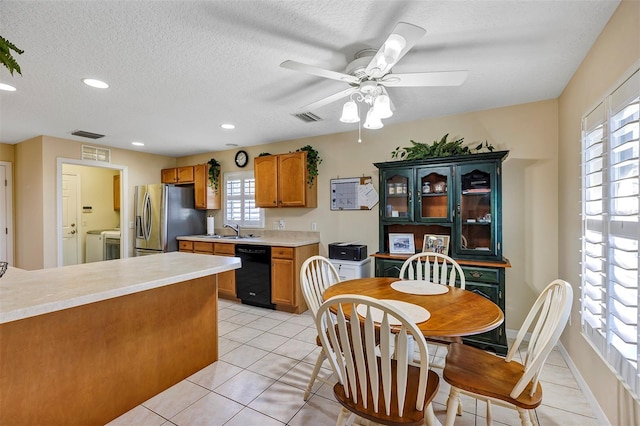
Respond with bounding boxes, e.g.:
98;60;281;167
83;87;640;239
581;69;640;398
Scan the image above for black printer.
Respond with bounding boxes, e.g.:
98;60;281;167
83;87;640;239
328;242;368;261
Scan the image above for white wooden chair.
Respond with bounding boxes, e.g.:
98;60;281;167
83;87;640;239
316;294;440;426
400;252;466;366
300;255;341;401
442;279;573;426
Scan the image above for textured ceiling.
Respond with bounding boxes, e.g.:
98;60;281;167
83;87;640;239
0;1;620;157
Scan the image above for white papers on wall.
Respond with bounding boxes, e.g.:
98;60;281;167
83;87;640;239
330;177;379;210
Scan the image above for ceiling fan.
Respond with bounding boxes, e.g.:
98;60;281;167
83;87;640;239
281;22;468;129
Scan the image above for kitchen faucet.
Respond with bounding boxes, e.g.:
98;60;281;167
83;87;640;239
224;223;240;237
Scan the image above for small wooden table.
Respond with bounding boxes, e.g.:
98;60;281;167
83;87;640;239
323;277;504;337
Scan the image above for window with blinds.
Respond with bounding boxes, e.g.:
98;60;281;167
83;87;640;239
224;171;264;228
581;68;639;399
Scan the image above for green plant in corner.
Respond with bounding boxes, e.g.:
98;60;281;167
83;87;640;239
0;35;24;76
207;158;221;191
391;134;494;160
296;145;322;187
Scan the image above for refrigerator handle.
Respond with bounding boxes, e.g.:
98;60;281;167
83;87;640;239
135;216;144;238
143;192;152;240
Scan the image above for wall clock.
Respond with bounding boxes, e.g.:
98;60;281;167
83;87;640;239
235;150;249;168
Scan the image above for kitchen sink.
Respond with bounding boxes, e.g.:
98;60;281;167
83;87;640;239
198;235;255;239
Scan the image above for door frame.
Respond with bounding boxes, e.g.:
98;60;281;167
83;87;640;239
56;158;128;267
0;161;14;265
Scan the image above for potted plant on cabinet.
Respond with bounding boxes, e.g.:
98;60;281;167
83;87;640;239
297;145;322;187
391;134;494;160
207;158;221;191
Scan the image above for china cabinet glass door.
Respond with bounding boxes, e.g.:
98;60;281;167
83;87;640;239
382;169;413;221
415;166;452;222
456;163;499;258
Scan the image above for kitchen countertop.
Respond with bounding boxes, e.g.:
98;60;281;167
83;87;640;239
177;230;321;247
0;252;240;324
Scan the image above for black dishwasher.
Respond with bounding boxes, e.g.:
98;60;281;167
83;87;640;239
235;245;275;309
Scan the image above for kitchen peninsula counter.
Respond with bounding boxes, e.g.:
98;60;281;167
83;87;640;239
1;251;239;324
0;252;240;425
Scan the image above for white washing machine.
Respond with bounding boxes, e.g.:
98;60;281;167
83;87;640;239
85;230;105;263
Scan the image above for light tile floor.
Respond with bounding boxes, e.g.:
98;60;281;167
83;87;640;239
108;299;601;426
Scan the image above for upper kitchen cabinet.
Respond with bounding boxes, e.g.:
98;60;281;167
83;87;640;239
375;150;508;261
161;166;194;184
160;164;220;210
113;174;120;211
194;164;220;210
255;152;317;208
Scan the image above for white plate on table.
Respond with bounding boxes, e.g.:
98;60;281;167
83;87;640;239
356;300;430;326
391;280;449;295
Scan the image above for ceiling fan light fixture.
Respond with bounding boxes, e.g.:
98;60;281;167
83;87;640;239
373;94;393;119
363;108;383;130
340;100;360;123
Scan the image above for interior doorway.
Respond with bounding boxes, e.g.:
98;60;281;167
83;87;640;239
56;158;128;267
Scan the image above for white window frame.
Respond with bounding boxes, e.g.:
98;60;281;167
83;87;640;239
580;66;639;400
224;171;264;229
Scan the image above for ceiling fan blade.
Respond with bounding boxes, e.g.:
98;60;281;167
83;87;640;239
300;87;358;111
381;70;469;87
281;60;359;85
365;22;427;79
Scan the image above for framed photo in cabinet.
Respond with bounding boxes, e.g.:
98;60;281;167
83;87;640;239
422;234;450;255
389;233;415;254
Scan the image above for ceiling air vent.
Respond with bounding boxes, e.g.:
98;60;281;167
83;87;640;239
82;145;111;163
71;130;105;139
293;112;322;123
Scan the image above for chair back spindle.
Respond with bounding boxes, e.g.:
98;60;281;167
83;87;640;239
400;252;465;289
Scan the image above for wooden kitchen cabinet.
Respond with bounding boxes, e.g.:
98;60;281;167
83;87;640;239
271;244;318;313
194;164;221;210
113;174;120;211
255;152;317;208
271;247;295;306
161;166;195;184
178;240;236;300
178;240;194;252
214;243;237;300
194;241;214;254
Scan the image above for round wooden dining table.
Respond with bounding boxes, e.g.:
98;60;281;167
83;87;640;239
323;277;504;337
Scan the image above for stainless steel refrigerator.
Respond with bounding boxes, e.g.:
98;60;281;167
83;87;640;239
134;184;206;256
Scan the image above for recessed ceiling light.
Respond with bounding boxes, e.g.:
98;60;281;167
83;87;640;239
0;83;17;91
225;143;238;147
82;78;109;89
131;141;144;146
220;123;235;130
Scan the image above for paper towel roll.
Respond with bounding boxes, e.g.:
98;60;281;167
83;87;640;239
207;216;215;235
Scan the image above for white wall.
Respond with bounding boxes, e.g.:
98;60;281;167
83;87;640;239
558;0;640;423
